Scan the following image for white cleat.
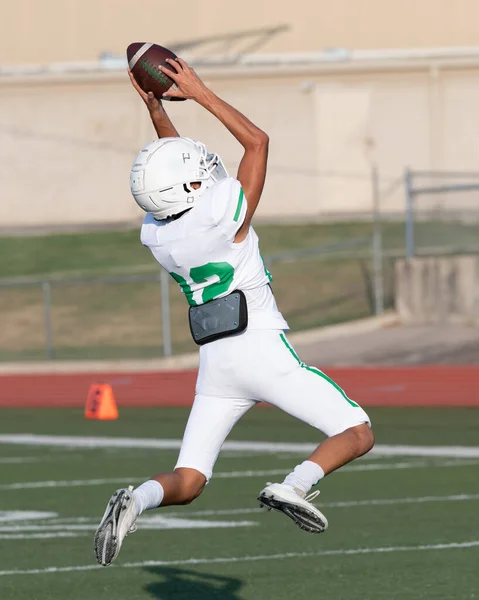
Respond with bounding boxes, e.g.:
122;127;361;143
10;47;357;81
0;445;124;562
257;482;328;534
94;485;138;566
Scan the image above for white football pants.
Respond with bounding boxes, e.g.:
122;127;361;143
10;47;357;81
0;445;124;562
175;329;370;480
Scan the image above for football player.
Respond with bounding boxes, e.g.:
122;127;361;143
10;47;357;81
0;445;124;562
94;58;374;566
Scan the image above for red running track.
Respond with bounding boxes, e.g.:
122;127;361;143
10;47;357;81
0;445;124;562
0;366;478;408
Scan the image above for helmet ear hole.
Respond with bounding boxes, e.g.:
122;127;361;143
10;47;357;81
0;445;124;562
183;182;202;192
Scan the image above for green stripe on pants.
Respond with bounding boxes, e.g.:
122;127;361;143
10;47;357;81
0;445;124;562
279;333;359;408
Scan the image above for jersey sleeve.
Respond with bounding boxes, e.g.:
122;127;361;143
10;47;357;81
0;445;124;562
140;213;160;247
210;178;247;240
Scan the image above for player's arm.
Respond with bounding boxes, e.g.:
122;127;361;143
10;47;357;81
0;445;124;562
128;69;179;138
160;59;269;243
197;92;268;243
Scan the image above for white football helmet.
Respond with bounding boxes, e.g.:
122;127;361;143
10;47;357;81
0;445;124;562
130;137;228;219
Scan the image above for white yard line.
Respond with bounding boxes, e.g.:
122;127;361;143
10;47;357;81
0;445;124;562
372;445;479;458
0;511;57;522
0;457;42;464
214;469;287;479
324;493;479;508
345;458;479;471
1;458;477;491
0;518;257;533
0;524;101;532
5;492;479;529
165;492;479;517
0;461;466;491
0;477;144;490
0;533;85;540
0;541;478;577
2;434;479;459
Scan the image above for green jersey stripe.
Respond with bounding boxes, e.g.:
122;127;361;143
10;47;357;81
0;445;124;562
233;189;245;222
279;333;359;408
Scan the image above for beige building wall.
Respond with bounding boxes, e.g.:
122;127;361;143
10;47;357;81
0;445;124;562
2;0;479;65
2;59;479;227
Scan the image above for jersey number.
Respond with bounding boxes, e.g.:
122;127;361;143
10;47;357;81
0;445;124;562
170;262;235;306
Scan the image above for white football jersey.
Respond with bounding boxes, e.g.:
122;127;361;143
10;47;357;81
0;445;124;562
141;177;288;330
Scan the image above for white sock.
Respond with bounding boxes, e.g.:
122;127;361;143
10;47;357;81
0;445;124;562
283;460;325;495
132;480;164;516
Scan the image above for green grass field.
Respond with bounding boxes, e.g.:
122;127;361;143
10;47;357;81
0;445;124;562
1;406;479;599
0;223;390;361
2;219;479;361
3;220;479;281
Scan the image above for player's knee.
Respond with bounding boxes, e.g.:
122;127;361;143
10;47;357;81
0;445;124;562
352;423;375;456
174;468;207;505
181;483;205;505
344;423;374;458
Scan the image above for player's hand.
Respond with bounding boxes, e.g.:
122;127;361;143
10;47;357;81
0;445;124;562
128;68;162;113
159;58;208;102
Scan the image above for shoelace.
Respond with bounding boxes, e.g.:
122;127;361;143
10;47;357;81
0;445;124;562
127;485;138;534
304;490;320;503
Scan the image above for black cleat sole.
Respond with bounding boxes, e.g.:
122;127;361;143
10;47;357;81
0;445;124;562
94;489;131;566
258;491;327;534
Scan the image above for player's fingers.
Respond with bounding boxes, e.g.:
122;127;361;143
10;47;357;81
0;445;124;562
128;69;138;86
162;88;184;98
146;91;160;105
174;57;189;71
164;58;182;73
128;68;140;85
158;64;179;81
128;69;147;96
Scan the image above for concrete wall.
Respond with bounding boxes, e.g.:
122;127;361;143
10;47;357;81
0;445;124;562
3;58;479;227
2;0;479;64
396;256;479;324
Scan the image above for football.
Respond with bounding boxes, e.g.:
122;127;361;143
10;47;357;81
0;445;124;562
126;42;185;101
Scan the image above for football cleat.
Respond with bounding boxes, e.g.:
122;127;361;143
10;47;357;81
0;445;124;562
94;485;138;566
257;482;328;534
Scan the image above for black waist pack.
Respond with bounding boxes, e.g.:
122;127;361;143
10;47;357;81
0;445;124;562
188;290;248;346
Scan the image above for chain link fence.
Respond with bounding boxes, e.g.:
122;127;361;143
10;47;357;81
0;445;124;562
405;169;479;259
0;237;392;362
2;167;479;363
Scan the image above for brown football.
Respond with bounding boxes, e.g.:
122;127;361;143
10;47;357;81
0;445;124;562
126;42;186;102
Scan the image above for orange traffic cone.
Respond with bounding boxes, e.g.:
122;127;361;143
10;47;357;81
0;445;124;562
85;383;118;420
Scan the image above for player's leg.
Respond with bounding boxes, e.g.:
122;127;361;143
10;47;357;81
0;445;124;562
258;425;373;533
287;422;373;485
143;393;257;506
94;393;256;566
254;332;373;532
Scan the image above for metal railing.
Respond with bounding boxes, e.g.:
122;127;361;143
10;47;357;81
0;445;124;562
404;168;479;260
0;236;387;362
